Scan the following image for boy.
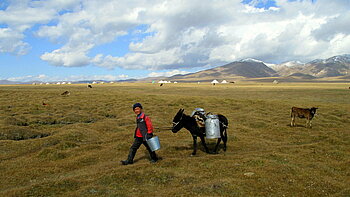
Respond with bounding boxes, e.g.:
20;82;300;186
121;103;158;165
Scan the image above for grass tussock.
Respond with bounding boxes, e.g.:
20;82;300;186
0;83;349;196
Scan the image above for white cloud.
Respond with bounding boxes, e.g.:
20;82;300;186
0;0;78;55
0;0;350;69
242;4;279;13
92;48;184;70
7;74;49;82
0;28;30;55
65;74;129;81
6;74;129;82
40;44;92;67
148;70;190;77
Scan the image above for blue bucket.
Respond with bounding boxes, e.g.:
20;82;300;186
146;136;161;151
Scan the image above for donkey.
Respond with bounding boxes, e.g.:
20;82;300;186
172;109;228;156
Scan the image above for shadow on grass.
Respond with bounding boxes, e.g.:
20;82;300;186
287;124;308;128
171;141;227;155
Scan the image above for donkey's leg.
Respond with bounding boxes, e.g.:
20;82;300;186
199;135;210;153
214;138;222;154
191;135;197;156
222;129;228;151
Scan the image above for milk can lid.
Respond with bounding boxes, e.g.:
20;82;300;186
195;108;205;112
207;114;218;118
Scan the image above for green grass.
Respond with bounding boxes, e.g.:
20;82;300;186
0;82;349;196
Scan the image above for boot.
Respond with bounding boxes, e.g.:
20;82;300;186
120;160;133;165
150;151;158;163
121;149;136;165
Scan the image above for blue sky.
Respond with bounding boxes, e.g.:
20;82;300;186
1;0;349;82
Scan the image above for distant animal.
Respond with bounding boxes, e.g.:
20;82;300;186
160;83;163;86
88;84;92;88
290;107;318;128
42;102;49;106
172;109;228;155
61;91;70;96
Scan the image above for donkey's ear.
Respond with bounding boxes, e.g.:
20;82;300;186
181;108;185;113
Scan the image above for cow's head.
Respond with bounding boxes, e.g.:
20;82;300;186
310;107;318;116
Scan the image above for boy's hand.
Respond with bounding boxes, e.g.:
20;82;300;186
146;133;153;139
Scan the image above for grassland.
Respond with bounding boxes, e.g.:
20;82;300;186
0;82;349;196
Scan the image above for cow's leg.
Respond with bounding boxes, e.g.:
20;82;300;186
306;119;309;128
191;135;197;156
309;119;312;128
199;135;210;154
291;116;295;127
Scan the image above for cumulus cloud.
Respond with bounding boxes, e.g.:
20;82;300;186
0;0;78;55
0;28;30;55
0;0;350;70
41;45;92;67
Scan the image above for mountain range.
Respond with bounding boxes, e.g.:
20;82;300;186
163;54;350;82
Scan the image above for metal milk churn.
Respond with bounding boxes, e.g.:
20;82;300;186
205;114;221;139
146;136;161;151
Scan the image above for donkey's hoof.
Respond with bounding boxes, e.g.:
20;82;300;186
190;153;196;157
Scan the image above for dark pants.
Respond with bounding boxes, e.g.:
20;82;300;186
126;137;158;162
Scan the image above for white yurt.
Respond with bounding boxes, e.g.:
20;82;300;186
221;80;228;84
211;79;219;84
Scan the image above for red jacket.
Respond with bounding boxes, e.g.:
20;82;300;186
135;113;153;138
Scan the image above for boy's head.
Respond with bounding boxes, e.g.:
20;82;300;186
132;103;143;115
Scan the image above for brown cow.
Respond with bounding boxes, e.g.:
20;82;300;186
291;107;318;128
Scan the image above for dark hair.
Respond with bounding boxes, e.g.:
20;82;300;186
132;103;143;110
